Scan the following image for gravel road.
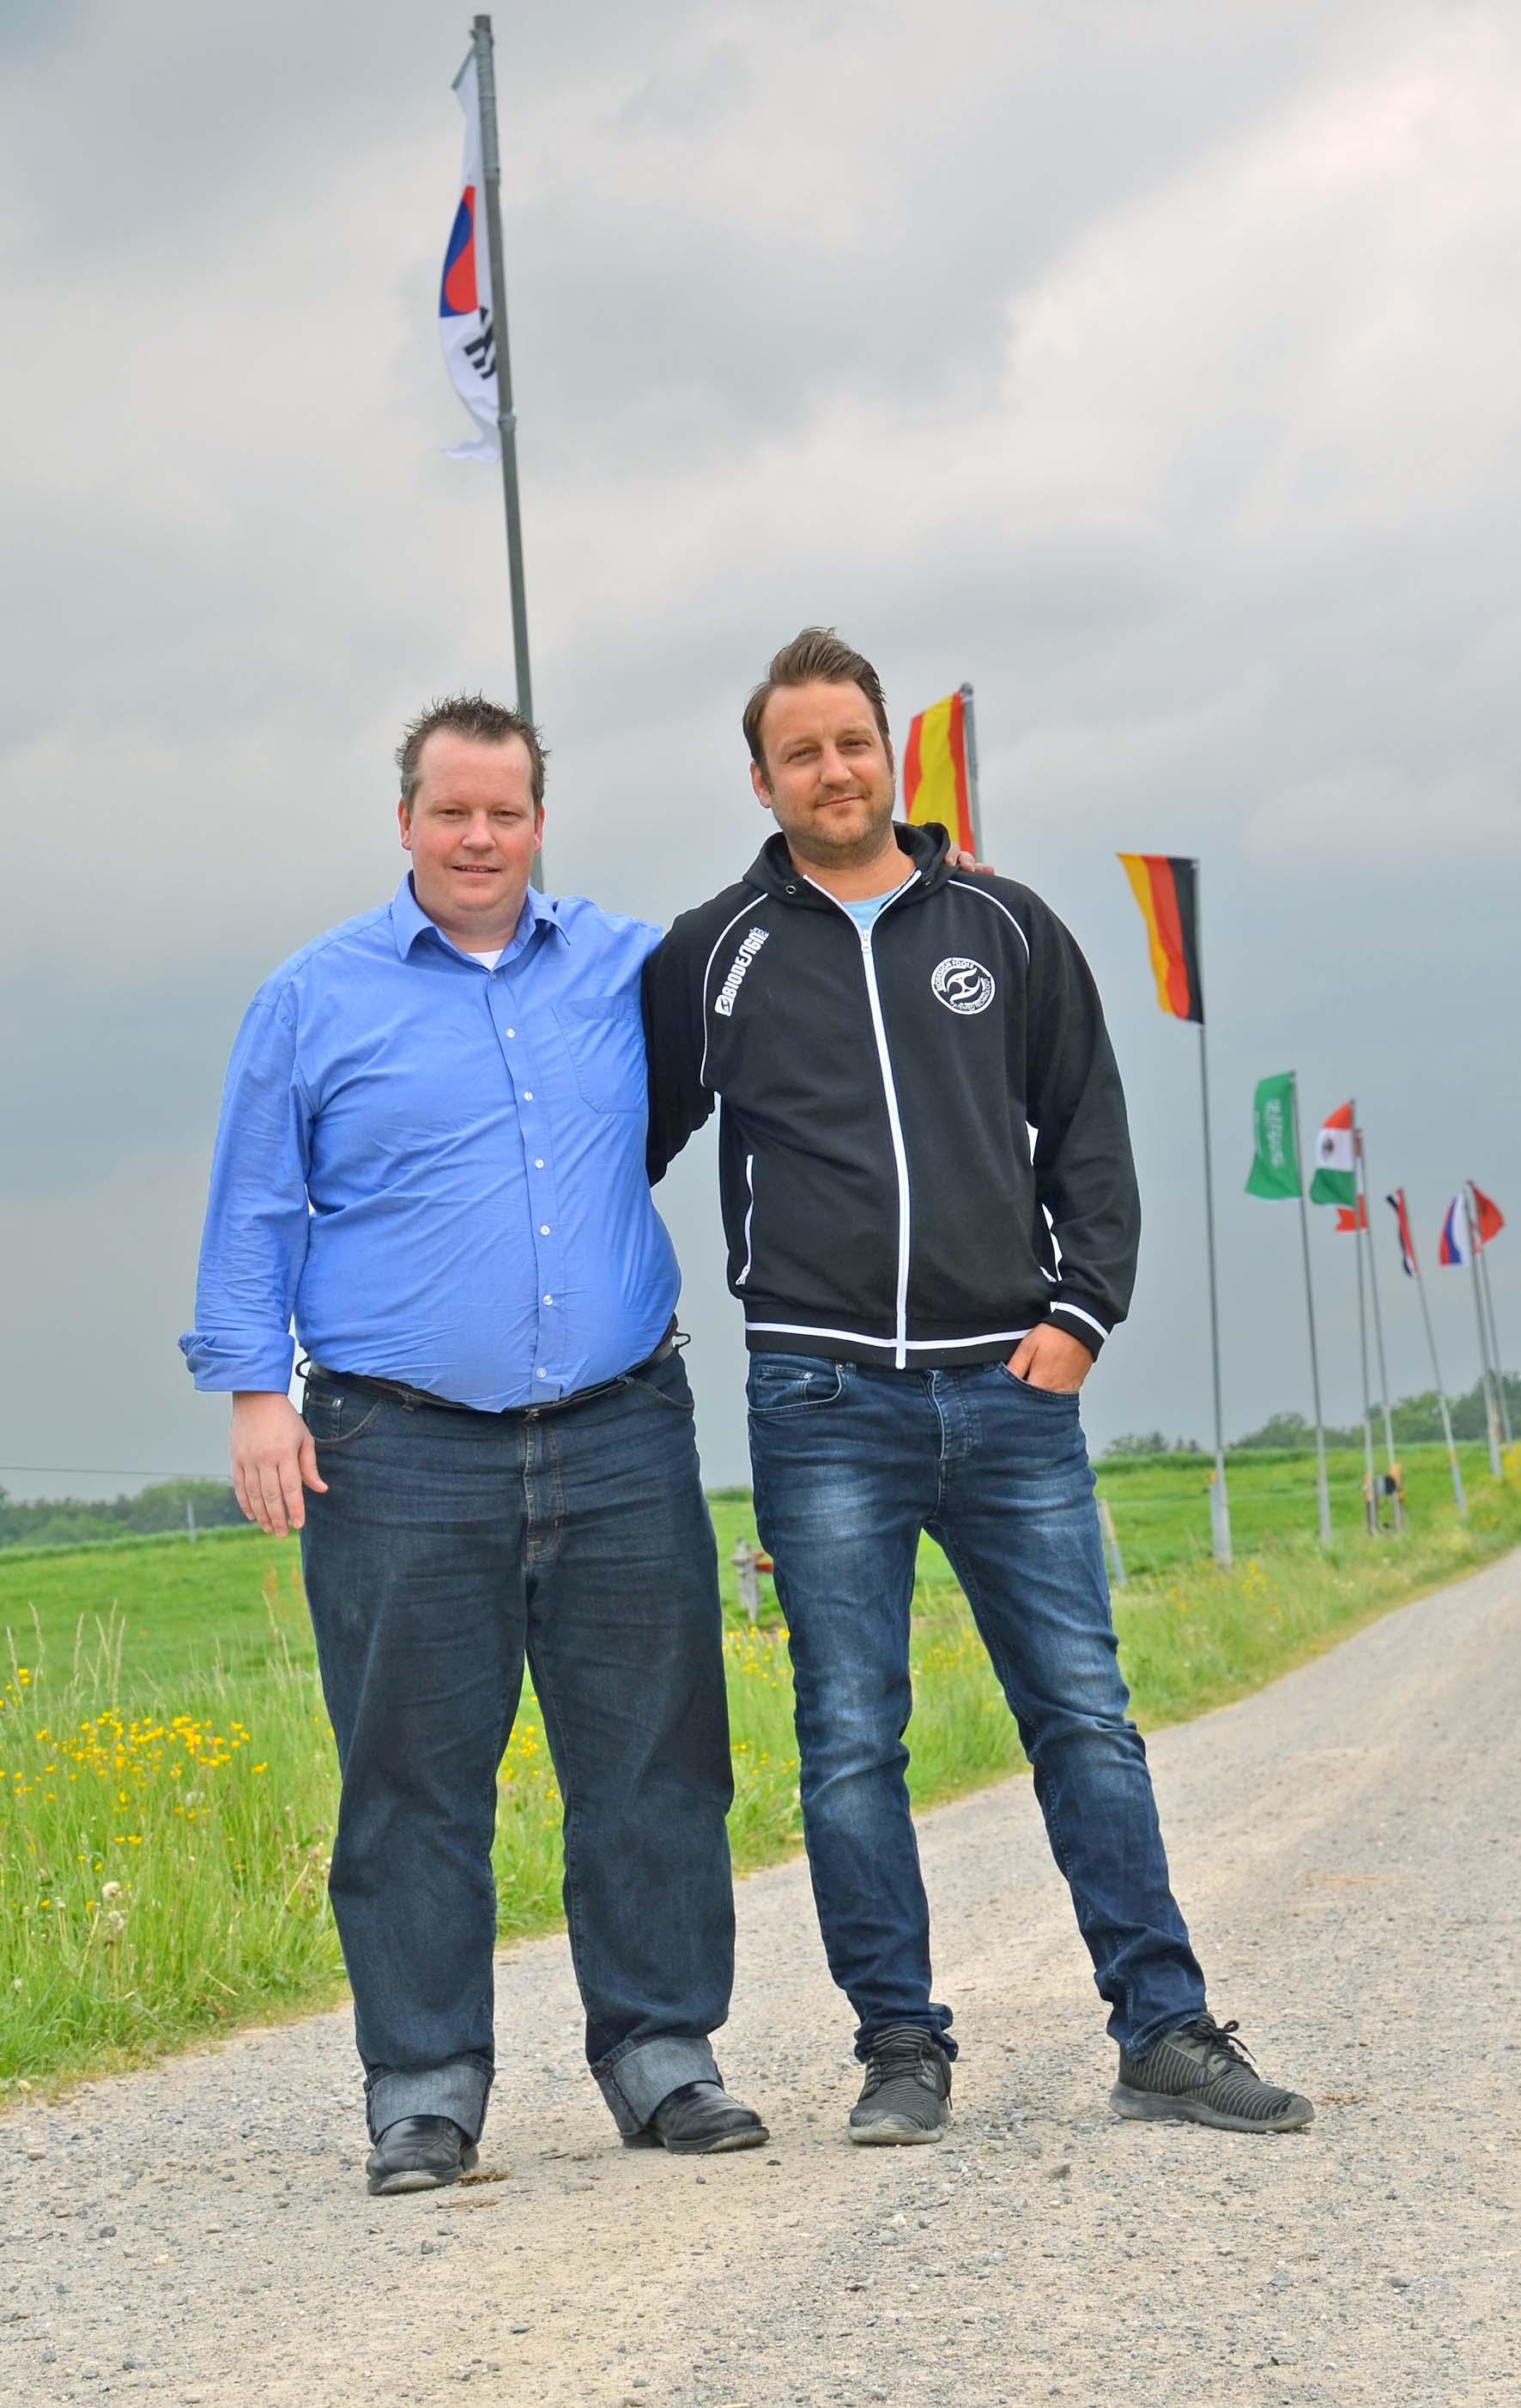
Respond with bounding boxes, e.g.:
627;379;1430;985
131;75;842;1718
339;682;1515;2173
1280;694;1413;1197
3;1550;1518;2408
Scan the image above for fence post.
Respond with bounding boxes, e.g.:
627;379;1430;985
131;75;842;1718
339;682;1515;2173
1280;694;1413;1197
732;1539;760;1625
1098;1496;1126;1587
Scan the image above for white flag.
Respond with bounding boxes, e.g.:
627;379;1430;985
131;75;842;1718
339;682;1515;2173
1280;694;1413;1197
439;52;500;464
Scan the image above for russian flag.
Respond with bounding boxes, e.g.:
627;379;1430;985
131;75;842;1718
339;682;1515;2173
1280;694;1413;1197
1439;1196;1467;1267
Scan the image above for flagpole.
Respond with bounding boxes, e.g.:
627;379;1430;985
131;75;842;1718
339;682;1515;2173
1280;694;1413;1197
1473;1190;1512;1449
1194;925;1232;1569
1355;1129;1403;1531
1348;1100;1378;1533
470;12;540;888
1463;1186;1504;1479
958;683;982;856
1404;1200;1466;1518
1288;1074;1333;1545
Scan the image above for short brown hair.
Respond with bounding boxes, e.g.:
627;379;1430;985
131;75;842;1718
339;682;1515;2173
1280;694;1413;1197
742;628;894;783
396;694;548;815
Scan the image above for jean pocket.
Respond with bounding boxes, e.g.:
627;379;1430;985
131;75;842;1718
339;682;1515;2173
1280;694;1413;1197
300;1382;385;1447
991;1365;1080;1405
746;1358;846;1414
621;1360;696;1415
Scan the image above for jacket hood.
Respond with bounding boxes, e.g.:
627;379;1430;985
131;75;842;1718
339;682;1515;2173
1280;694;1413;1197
742;819;951;906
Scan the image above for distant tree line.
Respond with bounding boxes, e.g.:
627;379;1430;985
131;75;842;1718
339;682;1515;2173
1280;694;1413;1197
1105;1371;1517;1460
0;1479;244;1552
4;1371;1517;1542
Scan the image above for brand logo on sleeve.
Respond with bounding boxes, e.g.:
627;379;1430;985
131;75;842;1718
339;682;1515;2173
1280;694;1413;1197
930;955;996;1015
714;926;770;1016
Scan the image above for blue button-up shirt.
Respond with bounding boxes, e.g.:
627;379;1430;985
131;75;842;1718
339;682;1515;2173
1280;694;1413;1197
180;876;679;1409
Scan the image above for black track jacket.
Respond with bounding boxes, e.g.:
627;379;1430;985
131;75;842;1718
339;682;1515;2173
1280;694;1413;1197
641;822;1140;1370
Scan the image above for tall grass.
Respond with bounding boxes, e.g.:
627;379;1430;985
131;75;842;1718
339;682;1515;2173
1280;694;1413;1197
3;1455;1517;2092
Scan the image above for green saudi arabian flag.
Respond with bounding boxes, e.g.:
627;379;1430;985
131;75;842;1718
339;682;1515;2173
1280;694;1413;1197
1245;1072;1301;1200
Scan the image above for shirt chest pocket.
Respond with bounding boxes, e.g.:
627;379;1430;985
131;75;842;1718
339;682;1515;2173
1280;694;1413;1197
552;999;647;1115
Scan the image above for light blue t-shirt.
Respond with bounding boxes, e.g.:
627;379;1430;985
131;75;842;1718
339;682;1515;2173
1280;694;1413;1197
839;891;899;936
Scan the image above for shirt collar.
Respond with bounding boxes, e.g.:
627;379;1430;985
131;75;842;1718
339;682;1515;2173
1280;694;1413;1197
389;873;567;962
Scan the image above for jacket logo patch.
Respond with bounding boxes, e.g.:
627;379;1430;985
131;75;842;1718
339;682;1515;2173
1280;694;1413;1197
714;925;769;1017
930;955;996;1016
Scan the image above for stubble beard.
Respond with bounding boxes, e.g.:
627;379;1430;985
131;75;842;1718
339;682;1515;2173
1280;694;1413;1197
781;790;899;875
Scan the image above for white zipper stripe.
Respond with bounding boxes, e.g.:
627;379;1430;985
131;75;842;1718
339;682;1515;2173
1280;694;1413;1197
747;1319;1033;1351
862;931;913;1369
698;900;765;1089
736;1154;756;1288
946;878;1031;961
802;870;921;1370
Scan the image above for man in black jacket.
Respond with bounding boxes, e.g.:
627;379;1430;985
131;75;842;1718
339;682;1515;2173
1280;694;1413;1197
643;628;1311;2144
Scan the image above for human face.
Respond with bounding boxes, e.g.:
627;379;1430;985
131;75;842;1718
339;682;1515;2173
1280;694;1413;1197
398;730;543;949
750;679;896;872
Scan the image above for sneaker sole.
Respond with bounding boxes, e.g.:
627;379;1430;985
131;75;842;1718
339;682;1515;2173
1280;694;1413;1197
848;2114;950;2147
367;2144;480;2196
1110;2083;1314;2134
622;2124;770;2155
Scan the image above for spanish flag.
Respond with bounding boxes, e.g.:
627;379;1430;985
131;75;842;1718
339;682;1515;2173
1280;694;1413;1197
904;688;975;853
1117;854;1204;1024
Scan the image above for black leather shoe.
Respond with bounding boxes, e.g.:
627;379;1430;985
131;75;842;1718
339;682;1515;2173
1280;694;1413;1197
365;2114;480;2195
624;2080;769;2155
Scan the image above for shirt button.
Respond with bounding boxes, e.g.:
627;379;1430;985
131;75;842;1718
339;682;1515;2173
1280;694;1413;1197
542;1294;554;1305
540;1224;551;1235
506;1028;516;1038
536;1368;548;1380
523;1089;534;1101
534;1158;544;1169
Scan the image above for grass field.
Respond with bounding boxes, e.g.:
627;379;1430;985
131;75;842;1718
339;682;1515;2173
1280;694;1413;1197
3;1441;1516;2093
2;1443;1494;1683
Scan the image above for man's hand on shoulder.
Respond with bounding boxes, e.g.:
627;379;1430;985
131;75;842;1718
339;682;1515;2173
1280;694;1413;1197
1004;1325;1093;1394
231;1392;328;1537
943;842;996;876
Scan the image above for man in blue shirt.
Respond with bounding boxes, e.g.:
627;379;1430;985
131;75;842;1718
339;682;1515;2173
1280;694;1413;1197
182;694;767;2192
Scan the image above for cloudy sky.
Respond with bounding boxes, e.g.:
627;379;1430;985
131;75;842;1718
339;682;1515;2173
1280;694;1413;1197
3;0;1518;1502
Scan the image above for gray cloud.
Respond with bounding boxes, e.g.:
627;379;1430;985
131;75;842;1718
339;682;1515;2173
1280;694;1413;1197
4;0;1518;1503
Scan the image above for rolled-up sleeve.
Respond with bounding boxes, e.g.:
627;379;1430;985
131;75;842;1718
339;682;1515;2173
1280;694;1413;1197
179;988;312;1392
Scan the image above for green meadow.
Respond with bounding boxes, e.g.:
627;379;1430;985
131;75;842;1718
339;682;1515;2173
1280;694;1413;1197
3;1442;1515;2092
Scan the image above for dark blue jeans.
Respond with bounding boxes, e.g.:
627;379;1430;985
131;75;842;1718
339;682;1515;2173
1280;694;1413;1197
747;1354;1206;2060
299;1347;735;2142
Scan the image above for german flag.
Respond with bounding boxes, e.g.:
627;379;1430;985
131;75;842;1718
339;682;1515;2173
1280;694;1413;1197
904;689;974;853
1118;854;1204;1024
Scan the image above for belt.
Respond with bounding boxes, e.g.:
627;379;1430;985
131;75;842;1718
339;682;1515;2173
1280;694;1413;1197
300;1321;679;1423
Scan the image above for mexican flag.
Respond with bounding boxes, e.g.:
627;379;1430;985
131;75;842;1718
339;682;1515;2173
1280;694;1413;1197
1309;1102;1357;1207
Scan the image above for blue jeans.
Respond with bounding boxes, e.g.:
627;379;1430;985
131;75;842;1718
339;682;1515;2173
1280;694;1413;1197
747;1354;1206;2060
299;1347;735;2141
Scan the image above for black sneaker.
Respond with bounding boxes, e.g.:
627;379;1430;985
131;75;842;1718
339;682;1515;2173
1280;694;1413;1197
1112;2014;1313;2133
848;2025;952;2146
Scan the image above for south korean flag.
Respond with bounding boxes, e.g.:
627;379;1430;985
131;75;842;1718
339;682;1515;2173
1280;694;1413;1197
439;52;500;463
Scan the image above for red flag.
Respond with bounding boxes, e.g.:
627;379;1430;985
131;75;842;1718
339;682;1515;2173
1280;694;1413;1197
1385;1190;1417;1276
904;691;976;853
1334;1199;1368;1232
1470;1186;1506;1247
